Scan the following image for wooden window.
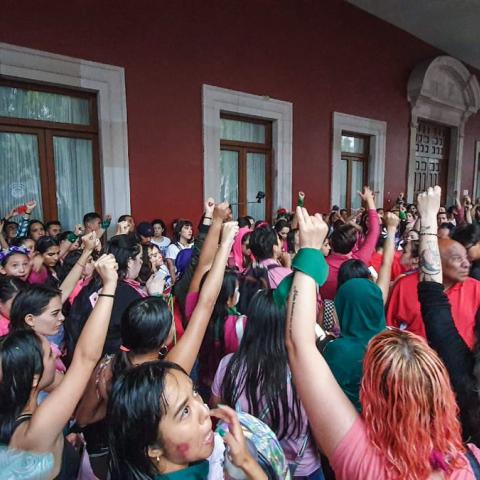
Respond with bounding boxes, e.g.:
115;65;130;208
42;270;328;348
340;133;369;212
0;78;100;229
220;114;272;221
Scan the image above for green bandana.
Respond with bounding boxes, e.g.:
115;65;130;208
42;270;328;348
273;248;329;306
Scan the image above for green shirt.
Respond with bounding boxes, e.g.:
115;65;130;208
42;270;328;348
154;461;209;480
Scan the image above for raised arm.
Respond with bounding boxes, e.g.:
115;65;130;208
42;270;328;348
417;187;442;284
291;191;305;230
188;201;230;294
417;186;479;441
25;254;118;449
464;196;473;224
167;221;238;373
286;207;358;458
355;187;380;263
59;232;99;304
15;201;36;239
0;219;8;249
376;212;400;304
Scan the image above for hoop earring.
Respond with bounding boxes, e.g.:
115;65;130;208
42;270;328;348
158;345;168;359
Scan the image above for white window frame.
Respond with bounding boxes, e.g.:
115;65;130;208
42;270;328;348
202;84;293;214
0;42;130;232
331;112;387;208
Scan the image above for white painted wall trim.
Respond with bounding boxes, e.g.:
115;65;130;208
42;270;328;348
0;42;130;232
473;140;480;201
331;112;387;208
202;84;293;214
407;56;480;204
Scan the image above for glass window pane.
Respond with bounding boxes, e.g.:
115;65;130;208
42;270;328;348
220;118;266;144
0;86;90;125
341;135;365;154
339;159;347;209
351;160;364;210
53;137;94;230
0;132;44;221
247;153;266;221
220;150;239;219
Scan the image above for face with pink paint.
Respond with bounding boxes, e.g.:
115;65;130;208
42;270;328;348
149;368;214;471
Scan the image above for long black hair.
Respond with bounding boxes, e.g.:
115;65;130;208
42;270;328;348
0;330;44;443
221;289;302;439
65;234;140;363
111;297;173;385
106;234;141;281
337;259;371;288
0;276;27;308
108;361;186;479
172;220;193;246
237;266;268;315
27;220;45;239
198;269;238;386
9;285;61;332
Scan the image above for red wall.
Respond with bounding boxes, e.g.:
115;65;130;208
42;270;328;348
1;0;479;226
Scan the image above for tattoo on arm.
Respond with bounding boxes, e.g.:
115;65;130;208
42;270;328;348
419;238;441;280
288;285;299;338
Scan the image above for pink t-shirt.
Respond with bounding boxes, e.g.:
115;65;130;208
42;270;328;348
185;292;246;353
258;259;292;289
212;354;321;476
0;313;10;336
331;417;480;480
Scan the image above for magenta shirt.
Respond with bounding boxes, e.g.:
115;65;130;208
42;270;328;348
320;209;380;300
0;313;9;336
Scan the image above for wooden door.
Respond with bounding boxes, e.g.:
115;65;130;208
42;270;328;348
414;121;450;201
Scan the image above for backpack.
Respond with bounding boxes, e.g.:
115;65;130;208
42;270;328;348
227;411;292;480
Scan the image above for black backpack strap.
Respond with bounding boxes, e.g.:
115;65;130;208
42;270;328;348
466;445;480;479
266;263;281;271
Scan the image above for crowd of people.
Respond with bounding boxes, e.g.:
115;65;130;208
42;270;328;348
1;185;480;479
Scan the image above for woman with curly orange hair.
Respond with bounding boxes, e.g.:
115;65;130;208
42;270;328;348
285;198;480;479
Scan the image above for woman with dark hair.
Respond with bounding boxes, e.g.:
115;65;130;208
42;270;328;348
10;284;67;374
108;362;266;480
151;218;171;257
165;219;193;283
0;276;27;336
66;233;144;358
212;289;323;479
197;269;244;389
0;255;117;480
275;219;290;253
28;236;61;287
27;220;45;242
75;296;175;427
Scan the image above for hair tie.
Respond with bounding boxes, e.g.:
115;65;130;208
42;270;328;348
429;450;449;472
119;345;130;352
0;246;29;263
255;222;269;229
